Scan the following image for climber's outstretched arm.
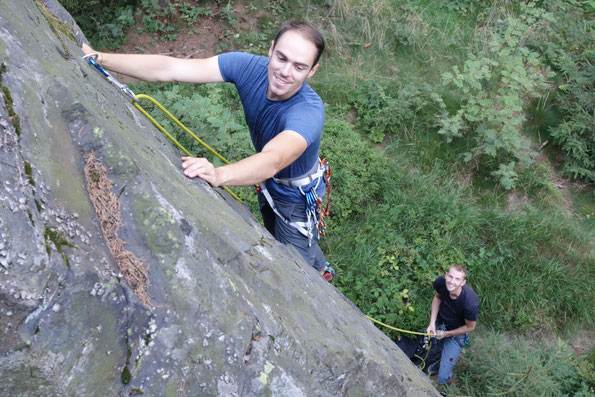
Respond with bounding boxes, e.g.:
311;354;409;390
81;43;223;84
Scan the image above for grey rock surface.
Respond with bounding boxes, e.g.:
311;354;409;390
0;1;439;395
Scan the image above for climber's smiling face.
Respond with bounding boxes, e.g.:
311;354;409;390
267;30;319;101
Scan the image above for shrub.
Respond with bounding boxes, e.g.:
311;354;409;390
61;0;137;50
328;145;594;336
320;116;386;219
447;331;594;396
130;82;252;164
351;81;432;143
329;163;482;337
538;1;595;183
434;3;554;189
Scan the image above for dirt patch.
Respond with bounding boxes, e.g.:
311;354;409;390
117;13;225;59
532;145;574;215
570;329;595;356
506;190;531;211
84;151;150;307
456;171;473;190
111;0;264;83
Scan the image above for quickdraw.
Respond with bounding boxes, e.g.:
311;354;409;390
317;158;331;237
304;158;332;239
82;53;136;100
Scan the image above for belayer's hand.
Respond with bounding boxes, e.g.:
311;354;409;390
181;156;219;186
426;324;436;336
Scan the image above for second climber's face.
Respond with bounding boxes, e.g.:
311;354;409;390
445;267;466;293
267;30;319;101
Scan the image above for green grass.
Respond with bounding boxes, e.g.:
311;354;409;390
325;139;594;336
445;329;594;396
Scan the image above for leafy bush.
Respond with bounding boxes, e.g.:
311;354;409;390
130;82;252;164
447;332;594;396
179;3;212;24
136;0;178;35
352;81;432;143
329;163;482;337
575;349;595;392
434;3;554;188
320;116;387;219
538;1;595;183
61;0;137;49
328;143;594;336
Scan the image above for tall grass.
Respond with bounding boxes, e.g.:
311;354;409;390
473;206;594;333
445;330;594;396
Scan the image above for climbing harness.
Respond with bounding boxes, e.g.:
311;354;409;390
82;52;242;202
413;334;434;371
256;157;331;246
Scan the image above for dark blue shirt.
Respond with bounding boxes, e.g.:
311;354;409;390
218;52;325;202
433;275;479;331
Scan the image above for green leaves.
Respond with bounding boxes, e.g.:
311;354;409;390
541;2;595;183
130;82;252;166
179;3;212;24
329;164;479;337
61;1;137;50
435;3;553;188
351;80;432;143
491;161;518;190
320;117;385;218
448;333;592;396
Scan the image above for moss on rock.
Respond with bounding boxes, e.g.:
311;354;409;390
133;193;181;256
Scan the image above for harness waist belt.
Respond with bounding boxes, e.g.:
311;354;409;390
273;159;324;188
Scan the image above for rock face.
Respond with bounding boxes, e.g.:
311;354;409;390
0;1;439;396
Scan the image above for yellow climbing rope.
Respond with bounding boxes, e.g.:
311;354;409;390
132;94;243;203
84;56;435;339
366;315;431;336
84;54;245;202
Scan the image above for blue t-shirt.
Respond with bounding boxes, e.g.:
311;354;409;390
218;52;325;202
433;275;479;331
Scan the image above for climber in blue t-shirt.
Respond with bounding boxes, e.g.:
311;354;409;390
81;21;333;280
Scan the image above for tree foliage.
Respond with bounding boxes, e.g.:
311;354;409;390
434;3;554;189
539;1;595;183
